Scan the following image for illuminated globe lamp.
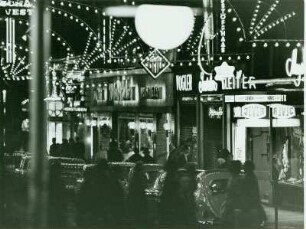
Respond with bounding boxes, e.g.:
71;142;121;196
135;5;194;50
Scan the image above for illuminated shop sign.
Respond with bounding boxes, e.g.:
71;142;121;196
63;107;87;112
233;104;296;119
214;62;256;90
140;86;162;100
225;94;287;103
141;49;170;79
269;104;296;119
198;62;256;93
176;74;192;91
234;104;266;119
92;86;108;104
208;106;223;119
0;0;33;16
285;48;304;86
220;0;226;53
198;73;218;92
109;81;136;101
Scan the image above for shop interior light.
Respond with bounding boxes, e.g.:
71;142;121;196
140;122;146;129
128;121;136;129
135;5;194;50
146;123;154;131
163;122;171;131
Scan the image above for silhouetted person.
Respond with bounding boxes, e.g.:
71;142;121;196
240;161;266;228
75;137;85;160
47;160;67;227
77;159;121;228
60;139;69;157
159;161;180;227
68;137;76;158
107;140;123;162
177;144;192;168
217;148;232;169
142;147;155;164
126;147;143;163
49;138;59;157
175;170;197;228
127;162;148;227
221;160;244;228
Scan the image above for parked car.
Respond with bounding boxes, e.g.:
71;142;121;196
78;162;231;225
14;155;86;189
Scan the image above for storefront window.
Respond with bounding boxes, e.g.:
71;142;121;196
275;127;304;186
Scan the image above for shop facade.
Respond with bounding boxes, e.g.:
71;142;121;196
86;69;174;163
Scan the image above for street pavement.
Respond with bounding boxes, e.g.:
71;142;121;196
264;205;304;229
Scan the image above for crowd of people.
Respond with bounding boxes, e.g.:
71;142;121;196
46;139;266;229
107;139;155;164
49;137;85;160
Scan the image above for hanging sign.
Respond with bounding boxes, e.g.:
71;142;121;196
269;104;296;119
176;74;192;91
285;48;304;87
234;104;266;119
141;49;170;79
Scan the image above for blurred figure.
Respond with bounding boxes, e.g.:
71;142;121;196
68;137;76;158
108;140;123;162
217;148;232;169
175;170;197;228
126;147;143;163
75;137;85;160
221;160;244;228
60;139;69;157
177;144;192;168
47;160;67;227
49;138;59;157
127;162;148;227
241;161;266;228
159;161;180;227
77;159;124;228
142;147;155;164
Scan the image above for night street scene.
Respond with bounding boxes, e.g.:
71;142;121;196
0;0;304;228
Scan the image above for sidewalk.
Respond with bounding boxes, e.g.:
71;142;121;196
264;205;304;229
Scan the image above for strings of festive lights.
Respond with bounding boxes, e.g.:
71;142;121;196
254;12;296;39
249;0;262;34
47;7;98;38
252;0;280;35
52;0;101;15
225;0;246;41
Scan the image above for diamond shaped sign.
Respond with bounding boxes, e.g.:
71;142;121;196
141;49;171;79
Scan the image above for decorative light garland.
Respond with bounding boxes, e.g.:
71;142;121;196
253;12;296;39
249;0;262;34
252;0;280;35
48;6;98;38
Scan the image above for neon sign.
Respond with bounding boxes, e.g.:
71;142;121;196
176;74;192;91
220;0;226;53
269;104;296;119
285;48;304;87
0;0;33;16
234;104;266;119
198;72;218;92
208;107;223;119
